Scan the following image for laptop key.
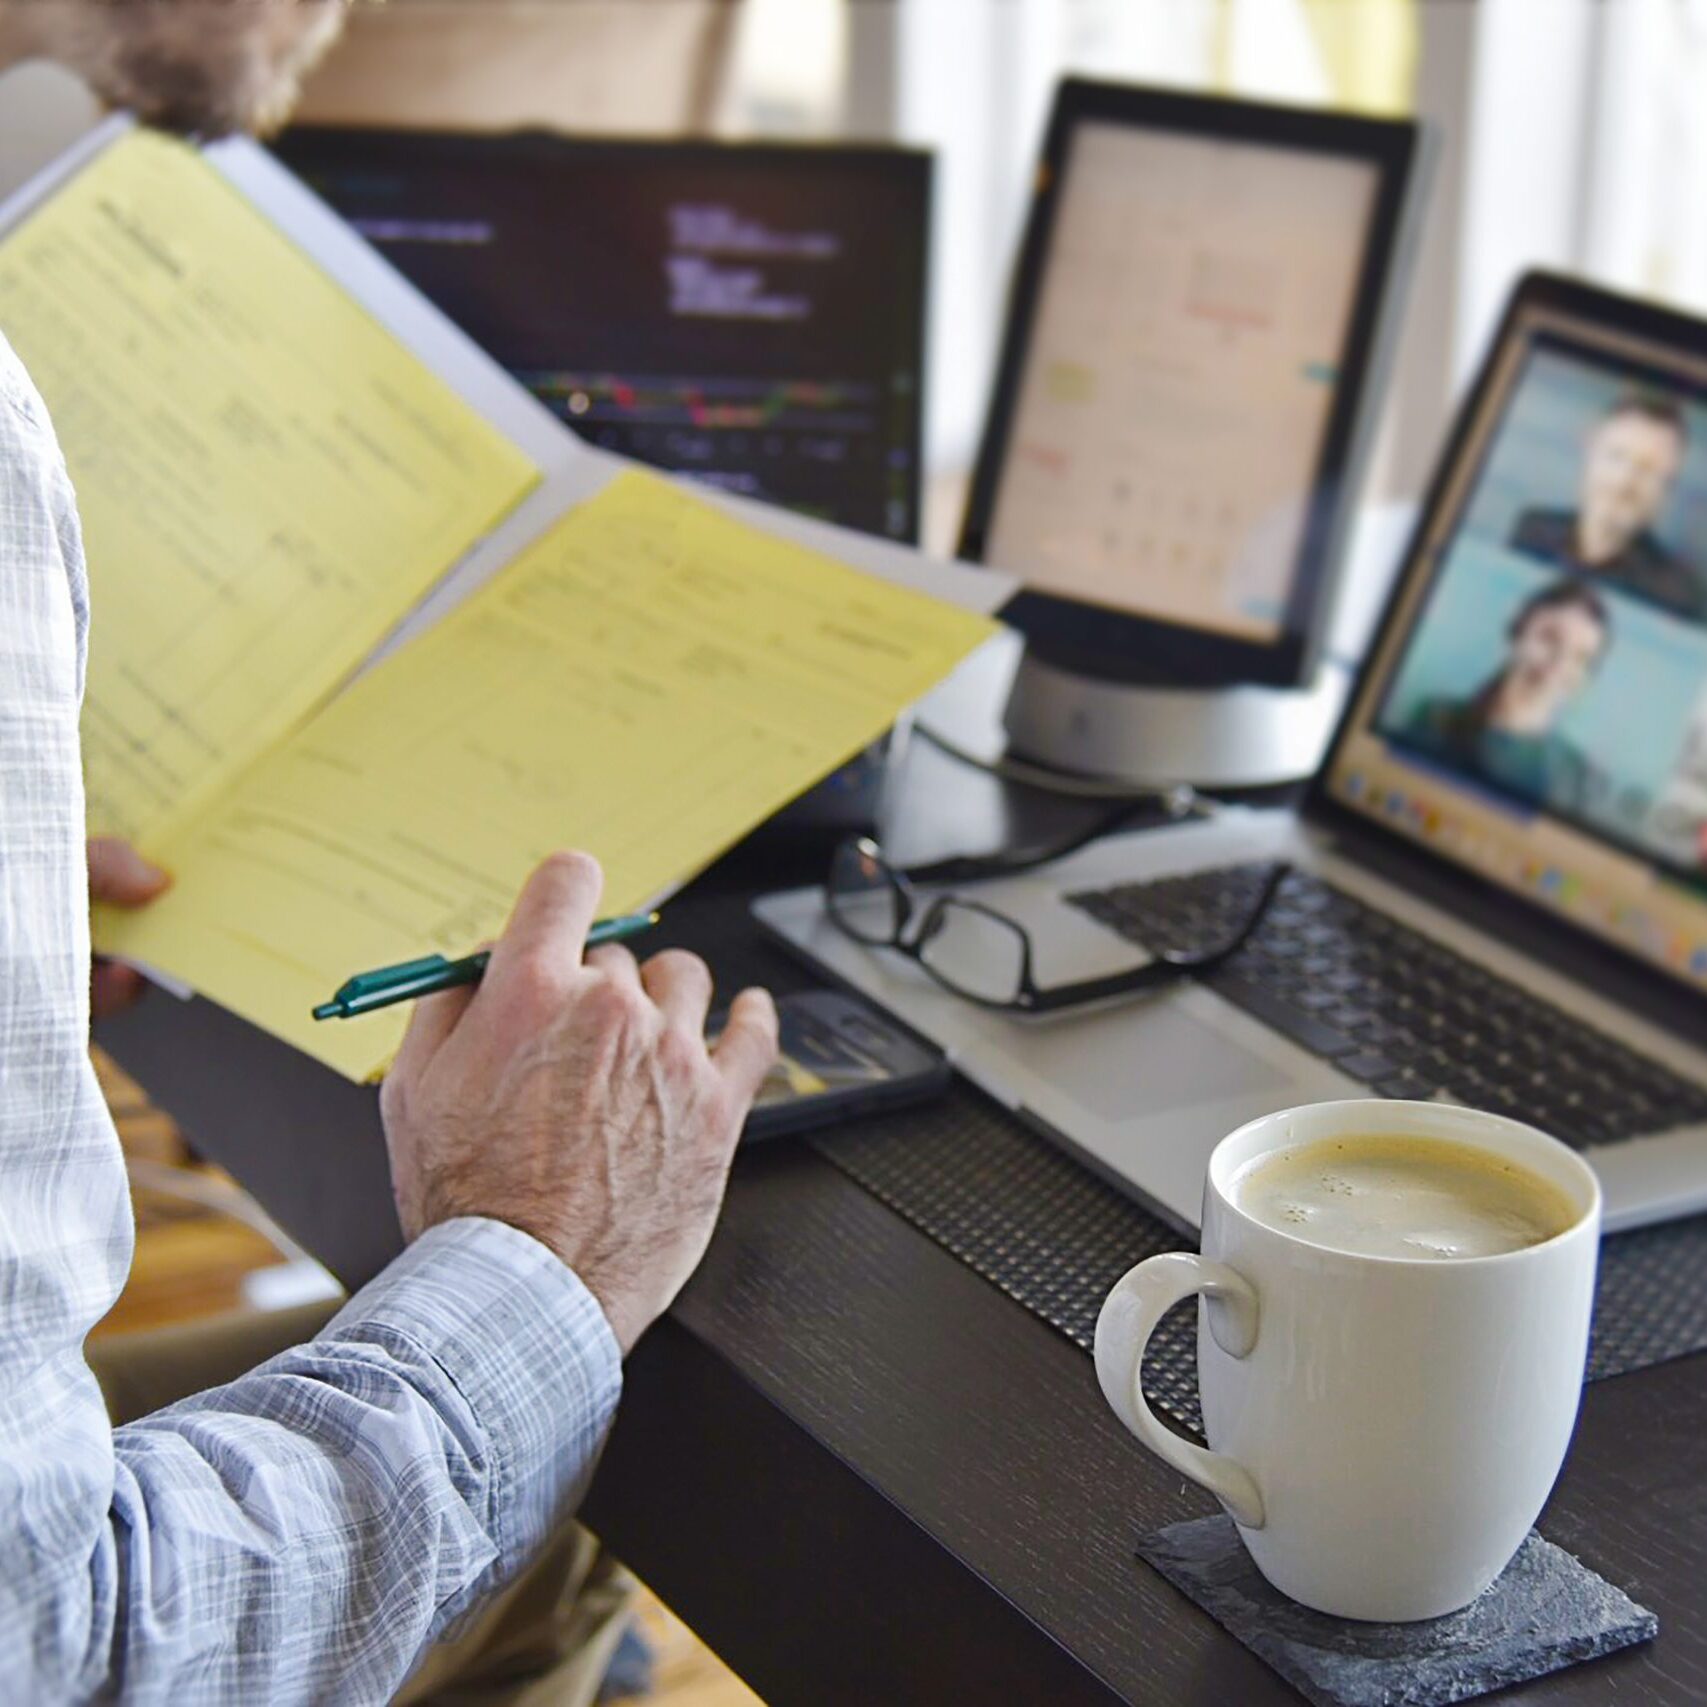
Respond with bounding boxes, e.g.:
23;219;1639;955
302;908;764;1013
1330;1007;1386;1034
1375;1074;1442;1101
1339;1051;1402;1084
1201;972;1360;1059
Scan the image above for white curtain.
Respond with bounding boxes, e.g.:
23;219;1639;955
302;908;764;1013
1454;0;1707;387
1577;0;1707;319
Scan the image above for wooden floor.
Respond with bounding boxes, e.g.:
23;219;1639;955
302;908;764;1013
94;1046;763;1707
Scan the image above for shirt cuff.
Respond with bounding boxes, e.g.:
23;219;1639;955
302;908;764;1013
327;1217;623;1567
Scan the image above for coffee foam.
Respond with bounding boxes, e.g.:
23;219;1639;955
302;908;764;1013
1233;1133;1580;1260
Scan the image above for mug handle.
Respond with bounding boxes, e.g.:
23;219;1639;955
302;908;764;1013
1094;1252;1265;1529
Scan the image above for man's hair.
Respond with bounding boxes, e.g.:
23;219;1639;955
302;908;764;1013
1604;390;1689;445
1439;576;1613;747
1506;576;1611;645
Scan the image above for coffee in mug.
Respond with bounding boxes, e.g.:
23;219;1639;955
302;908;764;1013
1232;1133;1579;1261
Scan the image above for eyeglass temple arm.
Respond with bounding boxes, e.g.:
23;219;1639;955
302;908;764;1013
1153;862;1290;968
1019;863;1290;1014
1019;958;1187;1014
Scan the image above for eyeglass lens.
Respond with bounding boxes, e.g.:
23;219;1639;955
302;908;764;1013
917;900;1029;1005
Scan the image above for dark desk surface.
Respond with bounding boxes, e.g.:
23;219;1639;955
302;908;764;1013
97;663;1707;1706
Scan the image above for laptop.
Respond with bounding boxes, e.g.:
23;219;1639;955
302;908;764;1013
755;271;1707;1236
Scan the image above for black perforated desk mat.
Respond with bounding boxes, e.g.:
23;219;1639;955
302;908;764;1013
647;889;1707;1438
806;1081;1707;1439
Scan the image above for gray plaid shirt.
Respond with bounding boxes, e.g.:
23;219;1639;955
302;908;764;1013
0;332;622;1703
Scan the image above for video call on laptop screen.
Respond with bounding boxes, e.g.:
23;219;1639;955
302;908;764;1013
1328;302;1707;989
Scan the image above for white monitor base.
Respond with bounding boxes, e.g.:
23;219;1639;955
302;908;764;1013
1003;652;1352;790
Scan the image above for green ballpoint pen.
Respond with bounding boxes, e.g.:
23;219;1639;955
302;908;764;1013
311;911;661;1020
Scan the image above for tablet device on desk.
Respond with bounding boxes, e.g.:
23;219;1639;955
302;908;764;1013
961;77;1426;690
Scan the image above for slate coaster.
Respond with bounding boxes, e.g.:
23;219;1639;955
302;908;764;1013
1137;1515;1657;1707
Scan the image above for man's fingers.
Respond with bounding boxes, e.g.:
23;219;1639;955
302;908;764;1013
391;984;476;1080
709;987;779;1103
88;837;171;908
585;941;642;992
90;960;145;1021
483;851;604;1008
640;950;715;1036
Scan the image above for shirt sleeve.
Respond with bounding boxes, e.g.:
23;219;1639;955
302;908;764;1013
105;1219;622;1704
0;332;621;1706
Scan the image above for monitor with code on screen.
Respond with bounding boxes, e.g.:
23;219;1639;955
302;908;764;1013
273;126;930;544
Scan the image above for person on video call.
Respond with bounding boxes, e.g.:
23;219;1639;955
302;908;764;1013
1405;579;1611;813
0;3;779;1702
1510;393;1705;621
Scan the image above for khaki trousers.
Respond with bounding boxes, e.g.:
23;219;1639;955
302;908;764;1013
89;1303;635;1706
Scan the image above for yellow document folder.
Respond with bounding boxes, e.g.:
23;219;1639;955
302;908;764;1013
101;472;997;1081
0;130;539;847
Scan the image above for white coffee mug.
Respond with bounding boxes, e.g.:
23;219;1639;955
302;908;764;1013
1094;1100;1601;1622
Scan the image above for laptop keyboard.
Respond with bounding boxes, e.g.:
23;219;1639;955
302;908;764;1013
1066;863;1707;1151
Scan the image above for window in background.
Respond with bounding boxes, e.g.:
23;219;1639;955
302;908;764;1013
1585;0;1707;317
720;0;849;135
1461;0;1707;381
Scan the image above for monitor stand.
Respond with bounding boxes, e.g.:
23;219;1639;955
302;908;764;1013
1002;650;1351;790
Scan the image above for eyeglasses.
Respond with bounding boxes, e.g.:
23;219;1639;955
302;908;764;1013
826;833;1289;1014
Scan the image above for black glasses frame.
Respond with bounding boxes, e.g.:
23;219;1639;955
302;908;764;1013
828;836;1289;1014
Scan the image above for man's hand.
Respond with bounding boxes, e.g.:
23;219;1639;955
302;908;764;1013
379;851;779;1354
88;838;171;1019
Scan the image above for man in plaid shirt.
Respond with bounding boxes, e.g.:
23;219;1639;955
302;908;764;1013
0;4;778;1700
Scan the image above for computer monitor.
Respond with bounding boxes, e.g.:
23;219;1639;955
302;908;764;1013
271;126;930;543
961;79;1425;693
1322;272;1707;992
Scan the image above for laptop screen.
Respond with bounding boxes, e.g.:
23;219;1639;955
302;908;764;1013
1327;291;1707;989
272;127;929;543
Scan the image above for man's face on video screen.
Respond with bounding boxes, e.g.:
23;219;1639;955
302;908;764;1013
1580;409;1685;552
1508;601;1604;709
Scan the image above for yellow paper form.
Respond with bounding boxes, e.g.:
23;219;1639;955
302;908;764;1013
0;130;539;846
100;471;997;1080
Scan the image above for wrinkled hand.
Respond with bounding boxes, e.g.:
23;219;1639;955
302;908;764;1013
379;851;779;1354
88;837;171;1019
